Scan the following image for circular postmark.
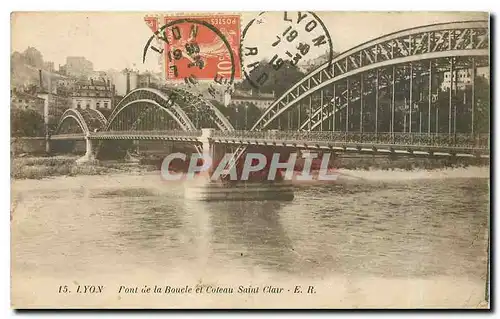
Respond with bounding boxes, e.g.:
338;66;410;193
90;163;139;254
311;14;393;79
240;11;334;89
143;16;241;90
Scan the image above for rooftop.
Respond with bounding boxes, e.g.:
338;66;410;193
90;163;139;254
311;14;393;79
75;78;110;88
232;89;275;100
11;90;45;101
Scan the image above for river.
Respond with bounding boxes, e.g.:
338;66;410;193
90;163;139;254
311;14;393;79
11;167;490;308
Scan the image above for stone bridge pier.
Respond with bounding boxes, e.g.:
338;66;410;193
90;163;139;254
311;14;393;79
199;128;227;177
185;129;295;201
198;128;294;181
76;135;97;164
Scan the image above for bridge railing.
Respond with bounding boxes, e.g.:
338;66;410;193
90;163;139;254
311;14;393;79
212;131;490;149
92;130;203;137
51;133;86;137
51;130;489;149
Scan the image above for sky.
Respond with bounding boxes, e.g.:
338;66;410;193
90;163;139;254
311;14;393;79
11;11;488;73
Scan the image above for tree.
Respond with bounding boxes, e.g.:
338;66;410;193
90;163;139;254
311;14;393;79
428;75;490;135
11;109;45;137
210;99;231;118
227;102;262;130
474;76;490;134
236;60;305;97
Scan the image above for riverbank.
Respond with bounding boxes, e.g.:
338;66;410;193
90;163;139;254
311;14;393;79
332;153;489;170
11;154;490;180
10;156;157;180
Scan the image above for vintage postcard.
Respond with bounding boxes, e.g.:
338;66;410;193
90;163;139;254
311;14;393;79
10;11;490;309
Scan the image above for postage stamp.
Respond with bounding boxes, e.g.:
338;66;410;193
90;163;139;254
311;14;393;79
144;14;241;83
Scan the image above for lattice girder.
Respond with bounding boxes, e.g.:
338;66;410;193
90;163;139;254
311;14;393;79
107;88;196;132
55;108;107;135
171;88;234;131
252;20;489;131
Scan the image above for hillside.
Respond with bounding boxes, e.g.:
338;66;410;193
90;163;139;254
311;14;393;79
11;48;65;92
298;51;340;73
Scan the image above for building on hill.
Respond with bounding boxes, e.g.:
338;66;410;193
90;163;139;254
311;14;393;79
90;71;112;83
227;89;275;110
21;47;44;69
111;69;139;96
56;78;76;97
43;61;55;73
11;69;72;135
11;89;45;114
138;72;163;89
61;56;94;78
71;78;113;110
440;66;490;91
92;69;159;97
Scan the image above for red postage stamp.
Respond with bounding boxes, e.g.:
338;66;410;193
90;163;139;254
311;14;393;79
146;15;241;83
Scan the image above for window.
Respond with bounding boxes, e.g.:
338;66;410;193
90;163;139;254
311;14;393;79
104;102;109;109
77;103;81;108
96;102;100;108
86;102;90;108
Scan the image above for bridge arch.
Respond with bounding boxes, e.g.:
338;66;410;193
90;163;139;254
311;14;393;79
171;88;235;131
55;108;107;135
107;87;234;132
252;20;489;131
106;87;197;132
108;99;199;131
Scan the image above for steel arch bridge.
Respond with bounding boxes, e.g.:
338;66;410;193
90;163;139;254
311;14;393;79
222;20;489;170
252;20;489;133
54;108;108;137
52;87;235;154
50;20;489;163
105;87;234;133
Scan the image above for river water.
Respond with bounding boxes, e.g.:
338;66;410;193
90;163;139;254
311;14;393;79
11;167;489;308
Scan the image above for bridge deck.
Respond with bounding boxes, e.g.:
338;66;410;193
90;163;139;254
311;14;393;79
50;130;489;157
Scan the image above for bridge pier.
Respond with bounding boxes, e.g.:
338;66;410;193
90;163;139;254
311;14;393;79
45;135;51;155
125;140;141;163
200;128;214;158
76;137;97;164
199;128;225;177
185;129;294;201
